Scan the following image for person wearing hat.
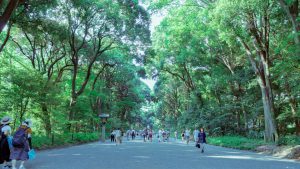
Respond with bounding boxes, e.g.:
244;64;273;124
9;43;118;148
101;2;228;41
10;119;33;169
0;116;13;169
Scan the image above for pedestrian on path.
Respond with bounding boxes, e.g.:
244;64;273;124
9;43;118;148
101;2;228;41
181;131;185;142
115;128;121;145
0;116;13;169
158;129;162;142
149;130;153;142
198;128;207;153
174;131;178;140
185;129;190;144
110;130;116;143
11;119;33;169
131;130;136;140
193;128;199;144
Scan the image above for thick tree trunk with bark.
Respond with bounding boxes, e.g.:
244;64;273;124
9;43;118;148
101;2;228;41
0;0;21;34
41;102;52;137
259;81;278;142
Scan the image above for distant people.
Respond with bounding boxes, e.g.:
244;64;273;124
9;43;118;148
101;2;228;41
115;128;121;145
11;119;33;169
162;130;166;142
193;128;199;144
174;131;178;140
166;130;170;142
158;129;162;142
0;116;12;169
149;130;153;142
198;128;207;153
131;130;136;140
110;130;116;142
181;131;185;142
126;130;131;141
185;129;190;144
142;129;147;142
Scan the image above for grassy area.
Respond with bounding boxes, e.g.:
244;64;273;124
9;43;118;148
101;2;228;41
207;136;266;150
32;132;100;150
207;135;300;150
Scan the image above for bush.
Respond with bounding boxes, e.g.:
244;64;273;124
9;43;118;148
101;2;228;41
247;130;264;139
32;132;100;150
207;135;265;150
278;135;300;146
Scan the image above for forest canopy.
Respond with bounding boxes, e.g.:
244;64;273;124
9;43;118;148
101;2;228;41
0;0;299;144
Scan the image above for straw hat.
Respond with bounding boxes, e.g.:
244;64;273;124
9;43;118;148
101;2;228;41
1;116;12;125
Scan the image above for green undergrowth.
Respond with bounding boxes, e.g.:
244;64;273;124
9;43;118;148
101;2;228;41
208;135;300;150
207;136;266;150
32;132;100;150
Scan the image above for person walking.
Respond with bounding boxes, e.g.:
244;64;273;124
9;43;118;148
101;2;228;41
11;119;33;169
115;128;121;145
149;130;153;142
110;130;116;143
158;129;162;142
181;131;185;142
131;130;136;140
185;129;190;144
198;128;207;153
174;131;178;141
193;128;199;145
0;116;13;169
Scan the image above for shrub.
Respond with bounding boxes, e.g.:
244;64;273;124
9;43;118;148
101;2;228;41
278;135;300;146
32;132;100;149
207;135;265;150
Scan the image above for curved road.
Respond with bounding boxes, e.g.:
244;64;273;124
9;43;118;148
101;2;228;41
26;139;299;169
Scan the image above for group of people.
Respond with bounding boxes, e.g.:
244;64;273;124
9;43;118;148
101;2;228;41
176;128;206;153
110;128;122;145
0;116;33;169
110;127;207;153
158;129;170;142
141;129;153;142
126;129;137;141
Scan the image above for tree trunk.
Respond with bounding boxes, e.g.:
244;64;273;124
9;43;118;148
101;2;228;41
236;111;241;134
69;96;77;121
0;0;20;34
259;80;278;142
242;104;248;132
41;102;52;137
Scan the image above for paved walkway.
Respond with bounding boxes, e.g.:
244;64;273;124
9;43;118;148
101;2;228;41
25;138;299;169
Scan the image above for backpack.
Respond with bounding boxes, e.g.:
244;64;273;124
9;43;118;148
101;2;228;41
12;127;28;148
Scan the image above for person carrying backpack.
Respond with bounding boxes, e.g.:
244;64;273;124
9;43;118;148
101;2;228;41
0;116;13;169
10;119;33;169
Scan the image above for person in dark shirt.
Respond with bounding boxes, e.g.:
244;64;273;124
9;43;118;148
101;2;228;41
198;128;207;153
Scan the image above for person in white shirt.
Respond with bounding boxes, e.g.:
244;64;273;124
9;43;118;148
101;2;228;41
158;129;162;142
115;129;121;145
185;129;190;144
0;116;12;169
174;131;178;140
193;128;199;144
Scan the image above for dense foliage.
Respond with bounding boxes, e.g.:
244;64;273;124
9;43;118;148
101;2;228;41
0;0;299;145
0;0;151;138
147;0;299;143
